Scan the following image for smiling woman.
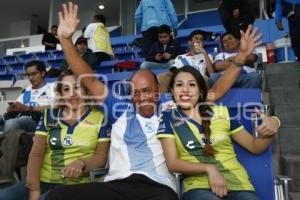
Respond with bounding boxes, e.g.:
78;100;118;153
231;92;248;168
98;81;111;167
0;70;110;200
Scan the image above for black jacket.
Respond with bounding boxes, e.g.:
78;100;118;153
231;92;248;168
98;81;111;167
146;38;186;63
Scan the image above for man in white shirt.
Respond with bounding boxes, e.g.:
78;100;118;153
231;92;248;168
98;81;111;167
158;30;214;92
208;32;262;88
3;60;55;134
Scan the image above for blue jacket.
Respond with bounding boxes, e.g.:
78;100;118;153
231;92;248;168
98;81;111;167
135;0;178;32
275;0;300;23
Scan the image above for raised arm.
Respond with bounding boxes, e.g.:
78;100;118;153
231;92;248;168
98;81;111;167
207;25;262;102
57;2;107;103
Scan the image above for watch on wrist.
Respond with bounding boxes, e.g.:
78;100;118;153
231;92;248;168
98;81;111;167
231;60;244;68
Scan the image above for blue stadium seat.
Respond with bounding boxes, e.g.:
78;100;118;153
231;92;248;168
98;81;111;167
9;62;25;75
0;74;16;82
96;60;118;74
2;55;18;65
216;89;275;200
18;53;35;63
51;50;65;60
47;59;64;69
35;51;51;62
0;64;7;75
114;49;136;60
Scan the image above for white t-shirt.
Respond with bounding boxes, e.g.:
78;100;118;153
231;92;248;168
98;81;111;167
172;52;213;77
214;52;257;73
16;82;56;107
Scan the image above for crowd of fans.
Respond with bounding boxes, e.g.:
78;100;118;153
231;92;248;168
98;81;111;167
0;1;285;200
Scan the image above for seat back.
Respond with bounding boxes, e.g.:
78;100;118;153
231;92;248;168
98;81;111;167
216;88;275;200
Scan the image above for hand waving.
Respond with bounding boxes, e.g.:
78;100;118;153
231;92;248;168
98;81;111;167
239;25;263;57
57;2;80;40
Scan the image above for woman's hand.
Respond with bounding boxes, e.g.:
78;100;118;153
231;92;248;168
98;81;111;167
256;109;279;138
29;190;40;200
239;25;263;57
206;165;228;198
57;2;80;40
61;160;85;179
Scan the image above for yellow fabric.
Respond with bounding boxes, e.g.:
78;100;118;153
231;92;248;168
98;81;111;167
158;106;254;192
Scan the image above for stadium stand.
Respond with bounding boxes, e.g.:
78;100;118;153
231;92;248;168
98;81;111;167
0;3;299;199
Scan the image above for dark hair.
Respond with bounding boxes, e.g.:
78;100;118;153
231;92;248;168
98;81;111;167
51;25;58;29
220;32;238;48
75;36;88;46
158;24;171;35
25;60;46;77
169;66;215;156
94;14;106;25
188;29;208;41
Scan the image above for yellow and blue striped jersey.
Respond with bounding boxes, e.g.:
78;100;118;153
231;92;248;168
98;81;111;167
35;107;110;185
157;105;254;192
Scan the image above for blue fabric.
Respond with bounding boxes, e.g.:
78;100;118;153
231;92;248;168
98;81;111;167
183;189;259;200
135;0;178;32
0;182;63;200
22;90;31;105
275;0;300;23
124;106;157;175
208;72;262;89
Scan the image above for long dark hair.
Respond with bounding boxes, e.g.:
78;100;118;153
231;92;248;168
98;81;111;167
169;66;215;155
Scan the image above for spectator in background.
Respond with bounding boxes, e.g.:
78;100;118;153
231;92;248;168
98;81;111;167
60;37;98;71
219;0;255;38
42;25;60;50
209;32;262;88
0;70;109;200
3;60;55;134
157;30;214;93
140;25;186;69
135;0;178;57
275;0;300;62
84;14;114;64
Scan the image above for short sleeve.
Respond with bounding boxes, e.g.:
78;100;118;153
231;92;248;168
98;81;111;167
157;111;175;139
35;111;48;136
98;120;111;142
228;108;244;135
213;52;225;63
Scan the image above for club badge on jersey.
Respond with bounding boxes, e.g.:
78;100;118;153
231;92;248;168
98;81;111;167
63;134;73;146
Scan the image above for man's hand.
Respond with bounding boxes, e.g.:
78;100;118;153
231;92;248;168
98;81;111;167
276;21;284;30
7;102;30;113
57;2;80;40
239;25;263;58
163;52;172;60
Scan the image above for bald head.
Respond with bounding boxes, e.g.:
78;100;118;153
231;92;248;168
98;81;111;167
131;69;159;117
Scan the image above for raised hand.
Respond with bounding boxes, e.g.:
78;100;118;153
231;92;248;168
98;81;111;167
239;25;263;57
57;2;80;40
